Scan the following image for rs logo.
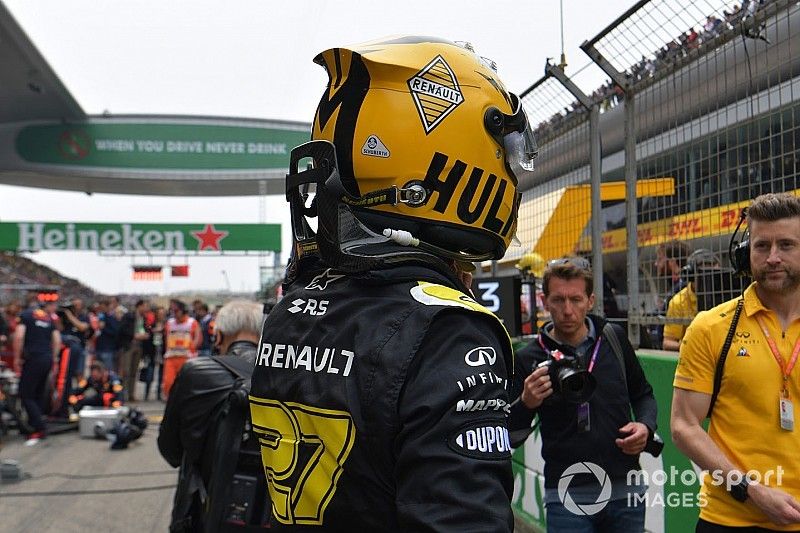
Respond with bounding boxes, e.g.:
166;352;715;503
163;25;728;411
249;399;356;525
465;346;497;367
288;298;329;316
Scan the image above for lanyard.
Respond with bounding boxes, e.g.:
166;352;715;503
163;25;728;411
755;315;800;397
538;334;603;373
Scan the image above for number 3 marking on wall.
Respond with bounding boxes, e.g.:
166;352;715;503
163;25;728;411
478;281;501;312
249;398;356;525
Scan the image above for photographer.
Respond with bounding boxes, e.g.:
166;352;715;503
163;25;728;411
158;300;267;531
509;257;658;532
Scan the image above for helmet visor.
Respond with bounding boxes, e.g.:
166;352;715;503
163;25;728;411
501;93;538;183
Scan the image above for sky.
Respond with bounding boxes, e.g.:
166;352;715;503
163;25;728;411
1;0;636;296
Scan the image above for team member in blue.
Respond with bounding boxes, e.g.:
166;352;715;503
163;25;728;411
13;299;61;446
250;36;537;531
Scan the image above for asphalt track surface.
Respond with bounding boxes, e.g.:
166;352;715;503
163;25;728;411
0;397;173;532
0;393;539;532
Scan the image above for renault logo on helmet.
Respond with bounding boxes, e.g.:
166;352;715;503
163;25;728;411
408;55;464;134
465;346;497;367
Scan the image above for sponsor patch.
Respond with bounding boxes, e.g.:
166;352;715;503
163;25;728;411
287;298;329;316
455;371;507;392
448;420;512;460
455;397;510;414
737;347;750;357
464;346;497;367
305;268;345;291
410;282;494;317
361;134;390;158
256;342;355;377
407;55;464;134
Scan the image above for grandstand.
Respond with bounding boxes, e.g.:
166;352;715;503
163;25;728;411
509;0;798;324
0;252;96;302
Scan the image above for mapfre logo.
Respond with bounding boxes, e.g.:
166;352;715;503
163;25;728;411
407;55;463;134
465;346;497;367
287;298;329;316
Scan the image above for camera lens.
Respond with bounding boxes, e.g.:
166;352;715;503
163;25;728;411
557;367;597;403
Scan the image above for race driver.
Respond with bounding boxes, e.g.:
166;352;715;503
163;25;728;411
249;36;537;531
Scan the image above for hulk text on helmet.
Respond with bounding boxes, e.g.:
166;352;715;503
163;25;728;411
285;36;536;272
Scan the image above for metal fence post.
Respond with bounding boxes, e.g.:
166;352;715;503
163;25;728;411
545;62;605;317
581;41;640;345
624;92;639;346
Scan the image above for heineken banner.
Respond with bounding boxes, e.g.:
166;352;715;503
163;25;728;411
15;123;310;170
0;222;280;253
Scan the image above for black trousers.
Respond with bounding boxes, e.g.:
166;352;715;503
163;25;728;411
19;355;52;433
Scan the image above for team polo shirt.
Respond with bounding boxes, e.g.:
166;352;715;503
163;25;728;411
674;283;800;530
663;283;697;342
19;307;55;357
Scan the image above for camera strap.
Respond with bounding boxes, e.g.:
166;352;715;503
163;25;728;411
536;333;602;373
708;298;744;418
601;323;627;388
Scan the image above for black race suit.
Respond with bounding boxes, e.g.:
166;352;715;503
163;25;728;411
250;262;515;531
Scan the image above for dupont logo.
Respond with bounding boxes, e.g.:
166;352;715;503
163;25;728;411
447;422;511;460
407;55;463;134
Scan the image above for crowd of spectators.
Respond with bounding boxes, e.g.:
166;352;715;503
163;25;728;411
532;0;775;143
0;252;96;303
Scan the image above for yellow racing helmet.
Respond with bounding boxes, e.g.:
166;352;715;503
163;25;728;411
286;36;536;272
516;251;545;277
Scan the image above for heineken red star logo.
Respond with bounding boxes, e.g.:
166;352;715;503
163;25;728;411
191;224;229;251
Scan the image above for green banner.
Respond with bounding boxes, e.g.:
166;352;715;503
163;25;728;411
15;123;309;170
0;222;280;253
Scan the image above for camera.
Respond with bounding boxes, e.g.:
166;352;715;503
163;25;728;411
536;349;596;404
644;432;664;457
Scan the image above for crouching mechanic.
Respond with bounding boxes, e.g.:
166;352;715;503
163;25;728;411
68;361;124;412
158;300;268;531
509;258;659;532
249;36;537;531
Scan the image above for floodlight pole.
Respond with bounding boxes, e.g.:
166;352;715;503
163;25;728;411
580;42;640;346
545;62;604;318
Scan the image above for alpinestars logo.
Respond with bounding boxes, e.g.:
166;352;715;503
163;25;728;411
407;55;464;134
305;269;345;291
